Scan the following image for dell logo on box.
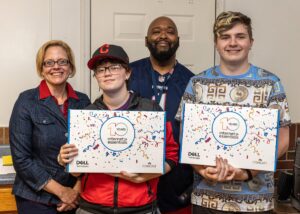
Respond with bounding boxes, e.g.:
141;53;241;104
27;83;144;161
76;160;88;166
188;152;200;157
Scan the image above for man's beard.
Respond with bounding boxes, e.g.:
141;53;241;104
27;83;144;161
146;39;179;62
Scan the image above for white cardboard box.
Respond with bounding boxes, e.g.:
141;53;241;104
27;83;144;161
67;110;166;173
180;104;279;171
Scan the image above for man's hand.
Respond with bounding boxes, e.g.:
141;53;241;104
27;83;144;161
192;157;235;183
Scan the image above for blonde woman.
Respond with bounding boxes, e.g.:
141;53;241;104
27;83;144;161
9;40;90;214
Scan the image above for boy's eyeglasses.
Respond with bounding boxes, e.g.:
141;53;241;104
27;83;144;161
94;64;124;77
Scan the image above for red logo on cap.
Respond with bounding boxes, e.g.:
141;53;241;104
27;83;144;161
99;44;109;54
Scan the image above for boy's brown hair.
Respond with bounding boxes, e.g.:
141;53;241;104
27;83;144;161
214;11;253;42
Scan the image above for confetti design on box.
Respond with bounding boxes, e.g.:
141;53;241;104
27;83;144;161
68;110;165;173
180;104;279;171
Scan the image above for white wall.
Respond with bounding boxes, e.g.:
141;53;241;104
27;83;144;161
1;0;300;125
217;0;300;122
0;0;90;126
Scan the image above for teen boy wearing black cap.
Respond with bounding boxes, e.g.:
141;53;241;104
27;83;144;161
58;44;179;214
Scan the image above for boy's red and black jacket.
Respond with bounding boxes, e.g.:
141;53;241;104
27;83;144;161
79;92;178;210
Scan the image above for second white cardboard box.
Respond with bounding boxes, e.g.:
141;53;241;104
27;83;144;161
180;104;279;171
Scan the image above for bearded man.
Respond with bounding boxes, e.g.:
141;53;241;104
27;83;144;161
129;16;194;214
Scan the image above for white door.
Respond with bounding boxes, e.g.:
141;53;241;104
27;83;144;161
90;0;216;101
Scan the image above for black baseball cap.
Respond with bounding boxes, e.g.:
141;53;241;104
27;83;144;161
87;44;129;70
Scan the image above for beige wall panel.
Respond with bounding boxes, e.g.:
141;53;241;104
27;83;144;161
219;0;300;122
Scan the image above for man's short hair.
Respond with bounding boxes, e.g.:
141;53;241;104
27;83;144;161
213;11;253;42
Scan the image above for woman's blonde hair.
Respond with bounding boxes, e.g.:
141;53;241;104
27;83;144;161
36;40;76;78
